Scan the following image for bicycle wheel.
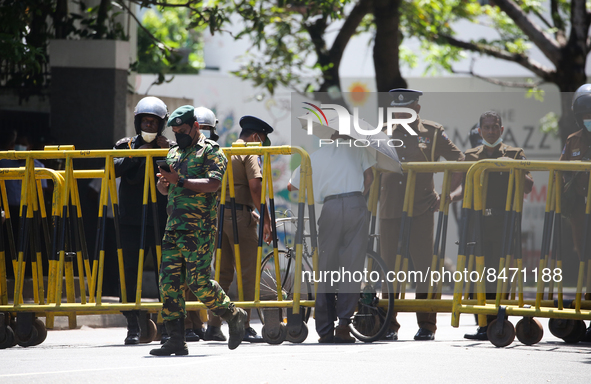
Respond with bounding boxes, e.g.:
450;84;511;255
349;251;394;342
257;250;313;325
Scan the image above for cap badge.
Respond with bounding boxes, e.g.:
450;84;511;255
398;94;404;101
175;117;182;124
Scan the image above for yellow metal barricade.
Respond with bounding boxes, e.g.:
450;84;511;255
5;146;590;349
0;145;317;347
451;159;591;347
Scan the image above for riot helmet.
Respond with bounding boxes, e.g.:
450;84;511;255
194;106;219;141
134;97;169;135
572;84;591;109
573;93;591;131
572;84;591;130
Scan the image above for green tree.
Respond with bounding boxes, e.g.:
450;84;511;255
229;0;372;99
0;0;229;98
423;0;590;143
136;5;205;75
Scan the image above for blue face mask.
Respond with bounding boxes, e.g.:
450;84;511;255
584;119;591;132
483;137;502;148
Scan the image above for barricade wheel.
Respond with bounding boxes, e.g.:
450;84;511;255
548;318;583;342
562;320;586;344
140;319;157;343
15;324;39;348
30;319;48;346
487;319;515;347
0;325;15;349
515;318;543;345
258;250;313;325
286;322;308;343
262;323;287;345
9;320;17;347
349;251;394;343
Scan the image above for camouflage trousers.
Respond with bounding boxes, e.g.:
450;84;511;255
159;229;231;321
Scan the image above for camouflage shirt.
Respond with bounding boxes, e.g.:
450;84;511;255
164;134;227;232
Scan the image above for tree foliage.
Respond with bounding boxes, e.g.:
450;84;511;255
420;0;590;142
135;4;205;74
0;0;228;98
227;0;372;96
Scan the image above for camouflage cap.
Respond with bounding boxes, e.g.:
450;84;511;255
167;105;195;127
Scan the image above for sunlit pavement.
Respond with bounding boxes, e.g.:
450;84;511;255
1;309;590;384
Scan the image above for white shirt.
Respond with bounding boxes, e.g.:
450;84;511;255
290;140;376;204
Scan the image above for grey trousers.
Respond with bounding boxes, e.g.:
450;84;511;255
315;194;369;337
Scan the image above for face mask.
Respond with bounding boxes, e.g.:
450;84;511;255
584;119;591;132
14;144;27;151
255;133;271;146
202;130;211;139
483;137;502;148
175;128;194;150
141;131;158;143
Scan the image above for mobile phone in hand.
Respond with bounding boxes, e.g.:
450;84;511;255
156;160;171;173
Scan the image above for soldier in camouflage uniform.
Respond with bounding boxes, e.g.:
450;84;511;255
149;105;247;356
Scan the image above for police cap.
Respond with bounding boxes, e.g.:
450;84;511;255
239;115;274;146
389;88;423;106
167;105;195;127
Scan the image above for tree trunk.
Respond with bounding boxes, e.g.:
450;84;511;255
94;0;110;39
54;0;69;39
373;0;406;93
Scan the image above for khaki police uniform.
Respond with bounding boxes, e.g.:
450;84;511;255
209;139;261;328
559;129;591;257
464;143;529;305
379;117;464;333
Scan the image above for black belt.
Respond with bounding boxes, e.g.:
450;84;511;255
230;203;252;211
323;191;363;204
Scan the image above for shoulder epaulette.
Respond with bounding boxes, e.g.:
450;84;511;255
115;137;133;148
421;120;444;130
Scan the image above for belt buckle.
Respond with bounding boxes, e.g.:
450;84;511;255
484;208;492;216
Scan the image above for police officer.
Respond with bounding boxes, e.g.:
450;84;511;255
205;115;272;343
149;105;246;356
379;89;465;341
461;110;534;340
559;84;591;342
114;96;171;345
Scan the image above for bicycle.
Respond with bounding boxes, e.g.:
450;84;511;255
258;210;394;343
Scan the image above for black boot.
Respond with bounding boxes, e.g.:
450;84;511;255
149;319;188;356
185;329;200;342
123;311;140;345
464;326;488;340
203;326;226;341
220;304;247;350
160;323;170;344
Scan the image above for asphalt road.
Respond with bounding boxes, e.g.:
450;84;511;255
1;311;590;384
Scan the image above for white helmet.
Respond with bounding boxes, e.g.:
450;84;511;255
194;106;219;140
194;107;218;128
133;97;169;134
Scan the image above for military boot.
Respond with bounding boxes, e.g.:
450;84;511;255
220;304;247;350
123;311;141;345
149;319;188;356
160;323;170;344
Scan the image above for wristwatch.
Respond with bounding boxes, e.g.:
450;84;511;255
177;176;185;188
